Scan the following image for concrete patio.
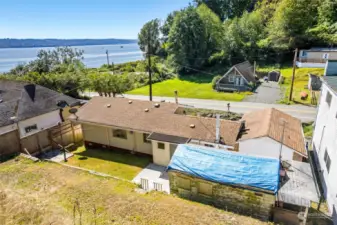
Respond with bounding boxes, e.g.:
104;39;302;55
133;163;170;194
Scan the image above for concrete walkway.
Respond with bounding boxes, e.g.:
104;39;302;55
244;81;282;104
132;163;170;194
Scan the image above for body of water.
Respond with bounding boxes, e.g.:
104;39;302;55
0;43;143;73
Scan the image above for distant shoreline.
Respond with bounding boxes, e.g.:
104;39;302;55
0;38;138;49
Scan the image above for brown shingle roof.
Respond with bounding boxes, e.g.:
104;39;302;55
72;97;242;146
234;61;256;83
241;108;307;157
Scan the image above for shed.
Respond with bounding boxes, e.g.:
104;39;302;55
167;144;280;221
268;70;280;82
308;74;322;91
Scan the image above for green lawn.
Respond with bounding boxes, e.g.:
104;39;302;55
257;66;324;105
279;68;324;105
127;78;249;101
66;146;152;180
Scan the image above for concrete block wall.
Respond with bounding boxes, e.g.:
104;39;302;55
169;171;275;221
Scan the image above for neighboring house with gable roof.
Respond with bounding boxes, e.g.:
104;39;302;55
71;97;243;166
216;61;256;92
239;108;307;162
0;80;79;156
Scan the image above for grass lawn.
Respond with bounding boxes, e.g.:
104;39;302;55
0;157;267;225
258;66;324;105
127;78;249;101
66;146;152;180
279;67;324;105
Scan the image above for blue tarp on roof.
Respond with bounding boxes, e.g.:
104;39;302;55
167;144;280;193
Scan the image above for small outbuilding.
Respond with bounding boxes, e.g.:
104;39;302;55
167;144;280;221
268;70;280;82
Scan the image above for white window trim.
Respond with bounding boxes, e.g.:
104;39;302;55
228;75;234;82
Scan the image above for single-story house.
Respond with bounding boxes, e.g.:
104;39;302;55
239;108;307;162
167;144;280;221
0;80;79;156
297;48;337;68
216;61;256;92
71;97;243;166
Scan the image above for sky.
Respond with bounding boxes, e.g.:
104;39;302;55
0;0;190;39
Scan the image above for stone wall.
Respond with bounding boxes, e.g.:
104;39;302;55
169;171;276;221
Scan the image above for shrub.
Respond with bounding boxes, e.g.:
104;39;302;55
211;75;222;89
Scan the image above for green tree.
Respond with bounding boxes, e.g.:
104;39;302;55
10;46;84;75
309;0;337;45
138;19;161;56
267;0;319;49
167;6;208;71
194;0;253;20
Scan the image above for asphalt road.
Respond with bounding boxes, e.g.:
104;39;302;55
84;92;317;122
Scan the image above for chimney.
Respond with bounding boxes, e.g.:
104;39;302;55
174;90;178;104
240;120;246;131
215;114;220;143
24;84;36;102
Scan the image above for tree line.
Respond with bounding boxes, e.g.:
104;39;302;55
138;0;337;74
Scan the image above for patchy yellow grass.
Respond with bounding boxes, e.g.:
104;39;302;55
0;157;269;225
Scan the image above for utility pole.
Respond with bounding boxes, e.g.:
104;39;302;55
147;27;153;101
253;61;256;76
106;50;110;66
289;48;298;102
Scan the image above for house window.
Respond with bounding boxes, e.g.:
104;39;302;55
326;91;332;107
228;76;234;82
199;182;213;196
324;149;331;173
25;124;38;133
177;177;191;190
143;133;151;143
112;129;127;139
157;142;165;149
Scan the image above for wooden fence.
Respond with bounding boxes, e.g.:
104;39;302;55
50;121;83;149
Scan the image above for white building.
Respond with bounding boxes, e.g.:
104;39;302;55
296;48;337;68
312;76;337;223
239;108;307;162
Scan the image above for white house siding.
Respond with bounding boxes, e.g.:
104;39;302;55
312;83;337;216
152;141;171;166
18;110;61;138
82;123;152;155
239;137;295;161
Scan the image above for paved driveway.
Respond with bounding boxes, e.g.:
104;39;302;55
244;81;282;104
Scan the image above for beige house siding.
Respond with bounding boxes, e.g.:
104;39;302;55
134;132;152;155
306;51;337;60
82;123;152;155
152;141;172;166
169;171;275;221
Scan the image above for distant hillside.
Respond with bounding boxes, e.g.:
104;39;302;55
0;38;138;48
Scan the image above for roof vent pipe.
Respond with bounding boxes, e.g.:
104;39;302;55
154;103;160;108
128;100;132;104
144;108;149;112
215;114;220;143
